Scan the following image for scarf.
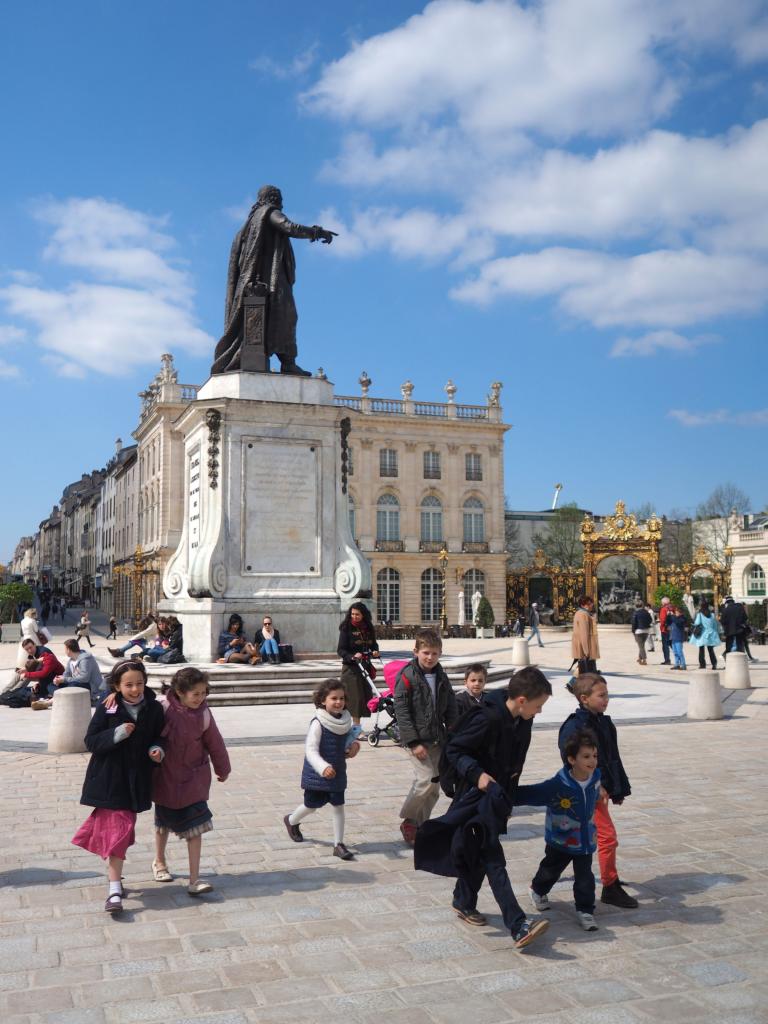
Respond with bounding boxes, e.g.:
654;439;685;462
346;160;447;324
314;707;352;735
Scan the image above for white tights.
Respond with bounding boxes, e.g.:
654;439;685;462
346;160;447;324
288;803;344;845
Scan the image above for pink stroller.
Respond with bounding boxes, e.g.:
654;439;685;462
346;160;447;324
364;658;408;747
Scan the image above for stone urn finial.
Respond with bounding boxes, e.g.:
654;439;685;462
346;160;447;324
316;367;327;381
444;379;457;403
359;370;371;396
401;379;414;400
488;380;503;407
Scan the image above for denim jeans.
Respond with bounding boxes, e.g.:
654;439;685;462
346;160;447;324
532;844;595;913
671;640;686;668
527;624;544;647
117;639;148;655
260;638;279;658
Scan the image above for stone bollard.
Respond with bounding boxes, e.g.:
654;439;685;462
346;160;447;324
687;670;723;720
511;638;531;668
724;651;751;690
48;687;91;754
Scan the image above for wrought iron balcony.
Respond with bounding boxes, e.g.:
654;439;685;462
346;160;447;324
375;540;405;552
462;541;489;553
419;541;444;552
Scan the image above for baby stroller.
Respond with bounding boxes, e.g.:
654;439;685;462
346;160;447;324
363;658;408;747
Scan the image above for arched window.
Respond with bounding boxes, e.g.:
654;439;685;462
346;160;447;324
747;563;766;596
463;497;485;542
348;494;356;540
377;568;401;623
421;568;443;623
420;495;443;543
376;493;400;542
463;569;486;621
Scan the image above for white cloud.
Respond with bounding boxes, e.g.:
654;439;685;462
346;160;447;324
1;197;214;377
669;408;768;427
0;325;25;345
0;358;20;379
452;247;768;327
320;205;481;263
250;44;319;80
305;0;677;140
610;330;717;358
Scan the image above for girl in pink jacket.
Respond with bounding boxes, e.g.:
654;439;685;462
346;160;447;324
151;667;231;895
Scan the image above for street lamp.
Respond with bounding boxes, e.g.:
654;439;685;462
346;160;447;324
438;546;449;638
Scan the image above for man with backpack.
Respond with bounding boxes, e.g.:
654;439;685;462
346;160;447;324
415;667;553;950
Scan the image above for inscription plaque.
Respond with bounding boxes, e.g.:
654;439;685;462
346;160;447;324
243;439;319;574
188;445;201;560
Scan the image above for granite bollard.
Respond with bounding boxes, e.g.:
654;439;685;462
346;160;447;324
724;651;751;690
47;687;91;754
511;637;531;668
687;670;723;720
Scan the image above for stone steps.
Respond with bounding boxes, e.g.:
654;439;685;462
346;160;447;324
94;655;512;707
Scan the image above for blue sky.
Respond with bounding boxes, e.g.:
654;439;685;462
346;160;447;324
1;0;767;561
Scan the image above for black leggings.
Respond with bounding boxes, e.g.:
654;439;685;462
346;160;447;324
698;646;717;669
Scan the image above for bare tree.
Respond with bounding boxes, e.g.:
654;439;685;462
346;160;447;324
631;501;657;521
695;483;751;561
661;508;693;566
531;502;584;567
504;498;527;569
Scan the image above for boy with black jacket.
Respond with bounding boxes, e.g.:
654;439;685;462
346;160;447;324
559;673;638;909
430;667;553;949
393;629;458;845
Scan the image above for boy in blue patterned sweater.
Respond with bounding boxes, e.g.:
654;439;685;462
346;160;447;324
515;729;603;932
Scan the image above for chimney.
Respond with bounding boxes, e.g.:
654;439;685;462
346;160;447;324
115;438;122;454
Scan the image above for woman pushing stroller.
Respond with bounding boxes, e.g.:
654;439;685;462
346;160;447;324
337;602;380;728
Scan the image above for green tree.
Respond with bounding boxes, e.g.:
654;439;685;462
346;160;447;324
0;582;34;622
476;596;495;628
653;582;686;614
531;502;583;567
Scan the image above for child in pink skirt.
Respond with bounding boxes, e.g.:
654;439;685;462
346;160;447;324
72;660;165;914
151;667;231;895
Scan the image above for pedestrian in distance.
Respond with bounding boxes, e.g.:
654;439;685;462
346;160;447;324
572;595;599;675
516;729;603;932
150;667;231;894
394;628;458;845
107;615;118;640
527;602;544;648
337;602;380;727
283;678;361;860
720;595;749;658
559;674;638;910
71;661;165;914
658;596;673;664
644;602;657;652
631;599;652;665
667;605;688;670
76;609;95;648
415;667;553;950
689;599;721;669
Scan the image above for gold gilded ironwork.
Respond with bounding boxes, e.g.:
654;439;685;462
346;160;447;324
581;500;661;604
506;549;584;625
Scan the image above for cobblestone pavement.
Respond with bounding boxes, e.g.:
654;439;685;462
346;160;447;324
1;672;766;1024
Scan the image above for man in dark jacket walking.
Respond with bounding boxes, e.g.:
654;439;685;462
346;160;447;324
720;596;748;656
393;629;458;844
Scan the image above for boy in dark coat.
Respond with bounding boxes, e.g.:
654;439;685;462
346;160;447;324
393;628;458;845
559;673;637;909
417;667;552;950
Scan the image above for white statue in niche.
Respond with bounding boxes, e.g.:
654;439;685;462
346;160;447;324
471;588;482;625
457;589;465;627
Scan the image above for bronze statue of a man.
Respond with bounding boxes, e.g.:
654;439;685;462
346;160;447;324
211;185;336;377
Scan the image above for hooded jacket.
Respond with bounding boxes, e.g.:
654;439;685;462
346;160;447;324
515;766;601;855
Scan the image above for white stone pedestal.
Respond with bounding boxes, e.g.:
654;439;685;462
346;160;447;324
511;638;530;667
159;372;370;662
724;651;751;689
687;670;723;720
48;687;91;753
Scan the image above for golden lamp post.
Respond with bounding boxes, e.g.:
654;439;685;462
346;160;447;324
438;545;449;637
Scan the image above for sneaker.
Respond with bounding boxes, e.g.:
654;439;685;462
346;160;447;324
576;911;598;931
512;917;549;949
400;819;417;846
31;699;53;711
529;888;551;912
333;843;355;861
283;814;303;843
452;904;487;926
601;881;639;909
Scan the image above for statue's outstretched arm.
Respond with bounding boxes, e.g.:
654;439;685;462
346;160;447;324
269;209;337;244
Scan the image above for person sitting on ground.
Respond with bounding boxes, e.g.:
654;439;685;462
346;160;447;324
109;615;157;659
144;616;185;664
217;614;259;664
21;639;65;702
455;663;490;714
254;615;281;664
40;639;105;706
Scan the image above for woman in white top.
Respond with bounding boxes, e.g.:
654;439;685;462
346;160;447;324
76;610;95;648
17;608;43;669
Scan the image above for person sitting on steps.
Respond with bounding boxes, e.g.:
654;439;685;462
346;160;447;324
255;616;282;665
217;614;259;665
